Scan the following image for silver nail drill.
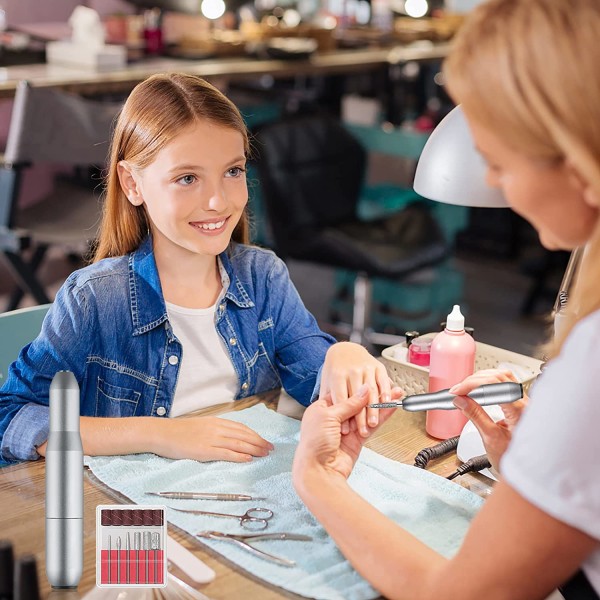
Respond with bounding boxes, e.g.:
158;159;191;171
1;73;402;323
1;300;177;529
45;371;83;588
369;382;523;411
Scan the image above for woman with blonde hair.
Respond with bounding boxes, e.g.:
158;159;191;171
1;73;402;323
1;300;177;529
0;73;397;465
293;0;600;598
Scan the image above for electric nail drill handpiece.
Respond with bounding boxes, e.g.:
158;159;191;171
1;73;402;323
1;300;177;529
370;382;524;411
46;371;83;589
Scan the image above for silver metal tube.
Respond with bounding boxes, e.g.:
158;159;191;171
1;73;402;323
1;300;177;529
45;371;83;589
401;382;523;411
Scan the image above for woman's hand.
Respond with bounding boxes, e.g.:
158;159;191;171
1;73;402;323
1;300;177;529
449;369;529;470
320;341;393;438
153;416;274;462
293;384;400;483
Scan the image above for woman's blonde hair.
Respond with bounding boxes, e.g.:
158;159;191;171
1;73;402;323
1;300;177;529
444;0;600;358
93;73;250;262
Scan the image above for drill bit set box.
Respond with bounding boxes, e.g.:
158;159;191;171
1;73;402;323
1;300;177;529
96;505;167;588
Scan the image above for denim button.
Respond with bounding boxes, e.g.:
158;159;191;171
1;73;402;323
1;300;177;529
168;355;179;365
241;382;249;391
219;304;225;312
156;406;167;416
229;338;237;346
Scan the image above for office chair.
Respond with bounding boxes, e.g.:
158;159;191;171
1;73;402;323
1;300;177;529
0;81;121;310
253;114;450;346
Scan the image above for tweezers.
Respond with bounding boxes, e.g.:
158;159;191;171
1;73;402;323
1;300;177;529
196;531;312;567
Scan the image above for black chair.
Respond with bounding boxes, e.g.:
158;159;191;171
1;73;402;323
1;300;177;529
253;114;450;346
0;81;121;310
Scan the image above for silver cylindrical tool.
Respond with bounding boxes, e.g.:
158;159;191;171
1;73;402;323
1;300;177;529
45;371;83;589
370;382;524;411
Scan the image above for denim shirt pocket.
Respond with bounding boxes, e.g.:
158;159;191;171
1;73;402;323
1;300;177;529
251;339;281;393
95;377;141;417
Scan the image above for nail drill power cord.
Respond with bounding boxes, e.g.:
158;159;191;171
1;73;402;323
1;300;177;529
413;437;492;479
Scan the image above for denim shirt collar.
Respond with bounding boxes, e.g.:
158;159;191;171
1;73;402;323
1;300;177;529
128;237;254;336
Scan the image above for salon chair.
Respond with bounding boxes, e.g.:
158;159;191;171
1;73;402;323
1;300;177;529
253;114;450;346
0;81;121;310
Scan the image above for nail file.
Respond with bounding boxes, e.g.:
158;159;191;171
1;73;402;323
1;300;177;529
167;535;216;584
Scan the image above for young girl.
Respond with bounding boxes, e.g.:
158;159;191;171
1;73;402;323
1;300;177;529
293;0;600;598
0;73;392;465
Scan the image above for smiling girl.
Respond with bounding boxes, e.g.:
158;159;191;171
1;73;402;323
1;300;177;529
0;73;394;465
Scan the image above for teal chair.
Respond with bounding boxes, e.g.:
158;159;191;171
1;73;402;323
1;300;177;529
0;304;51;386
0;304;50;467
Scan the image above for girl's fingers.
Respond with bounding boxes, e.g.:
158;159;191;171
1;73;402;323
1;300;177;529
368;367;392;428
348;369;369;437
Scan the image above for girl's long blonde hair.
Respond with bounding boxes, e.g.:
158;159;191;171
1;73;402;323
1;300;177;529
444;0;600;358
93;73;250;262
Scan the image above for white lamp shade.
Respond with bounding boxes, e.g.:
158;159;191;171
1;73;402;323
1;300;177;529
413;106;508;208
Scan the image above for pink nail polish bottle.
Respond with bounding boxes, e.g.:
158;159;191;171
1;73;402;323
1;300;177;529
426;305;475;439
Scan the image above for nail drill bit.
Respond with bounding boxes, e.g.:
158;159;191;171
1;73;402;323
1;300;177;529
134;532;140;584
151;532;160;584
126;532;131;584
116;536;121;584
108;535;111;584
143;531;150;583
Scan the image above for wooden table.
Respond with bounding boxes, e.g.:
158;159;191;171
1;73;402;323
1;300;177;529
0;44;451;98
0;389;490;599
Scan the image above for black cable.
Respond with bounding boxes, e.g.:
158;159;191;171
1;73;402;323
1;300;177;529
413;436;460;469
446;454;492;480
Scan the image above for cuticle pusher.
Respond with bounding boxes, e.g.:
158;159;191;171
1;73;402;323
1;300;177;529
146;491;265;501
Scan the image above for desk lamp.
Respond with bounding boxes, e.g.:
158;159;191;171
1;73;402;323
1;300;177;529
413;105;581;338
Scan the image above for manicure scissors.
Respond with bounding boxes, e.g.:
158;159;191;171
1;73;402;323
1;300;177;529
196;531;312;567
172;506;274;530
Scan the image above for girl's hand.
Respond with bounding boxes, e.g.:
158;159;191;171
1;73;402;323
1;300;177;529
293;384;400;482
449;369;529;470
319;342;392;438
154;416;274;462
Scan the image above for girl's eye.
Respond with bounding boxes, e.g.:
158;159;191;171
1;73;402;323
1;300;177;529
177;174;196;186
226;167;246;178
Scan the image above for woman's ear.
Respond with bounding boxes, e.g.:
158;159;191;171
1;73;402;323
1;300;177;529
117;161;144;206
565;160;600;208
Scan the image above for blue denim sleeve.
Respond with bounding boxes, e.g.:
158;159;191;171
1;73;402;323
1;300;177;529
0;277;90;464
266;257;336;406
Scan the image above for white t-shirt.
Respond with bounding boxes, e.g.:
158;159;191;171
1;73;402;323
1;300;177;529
165;301;238;418
501;309;600;593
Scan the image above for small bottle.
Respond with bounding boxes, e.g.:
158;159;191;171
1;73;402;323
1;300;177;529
426;305;475;439
143;8;163;56
408;335;433;367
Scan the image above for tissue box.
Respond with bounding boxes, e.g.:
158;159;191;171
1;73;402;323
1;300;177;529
46;41;127;71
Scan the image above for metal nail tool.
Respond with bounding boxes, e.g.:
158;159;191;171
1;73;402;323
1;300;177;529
146;491;265;501
196;531;312;567
116;536;121;584
172;507;274;530
369;382;523;411
134;532;141;584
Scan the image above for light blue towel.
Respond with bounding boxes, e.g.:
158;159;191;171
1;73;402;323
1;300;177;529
86;404;483;600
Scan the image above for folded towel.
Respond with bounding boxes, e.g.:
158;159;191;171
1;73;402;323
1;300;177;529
86;404;483;600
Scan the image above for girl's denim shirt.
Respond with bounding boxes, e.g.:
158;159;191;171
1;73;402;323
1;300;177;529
0;237;335;463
